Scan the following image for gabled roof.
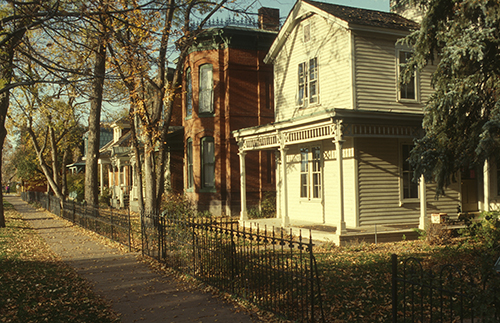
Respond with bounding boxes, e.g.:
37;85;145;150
265;0;419;64
303;0;418;31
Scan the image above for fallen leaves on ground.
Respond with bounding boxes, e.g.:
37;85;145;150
0;203;120;323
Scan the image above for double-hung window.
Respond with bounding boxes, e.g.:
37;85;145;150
199;64;213;114
401;144;418;201
185;68;193;118
300;146;322;199
297;58;319;106
186;138;193;189
398;51;416;100
201;137;215;189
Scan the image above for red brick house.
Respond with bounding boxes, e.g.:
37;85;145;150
182;8;279;216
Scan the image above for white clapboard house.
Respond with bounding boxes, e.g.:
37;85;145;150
232;0;486;244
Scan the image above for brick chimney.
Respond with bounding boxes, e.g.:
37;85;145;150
258;7;280;31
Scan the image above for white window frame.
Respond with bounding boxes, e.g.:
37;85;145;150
186;138;194;190
199;64;214;114
185;67;193;118
400;142;419;204
300;145;322;200
297;57;319;107
397;49;418;102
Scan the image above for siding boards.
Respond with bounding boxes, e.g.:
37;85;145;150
354;31;427;114
358;138;420;226
274;13;352;123
358;137;460;226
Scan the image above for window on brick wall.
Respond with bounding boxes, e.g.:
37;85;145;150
201;137;215;189
187;138;193;189
186;67;192;118
297;57;319;106
199;64;213;114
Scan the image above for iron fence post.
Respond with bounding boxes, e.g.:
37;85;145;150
392;254;398;323
128;206;131;252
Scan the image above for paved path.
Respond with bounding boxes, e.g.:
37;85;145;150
6;196;261;323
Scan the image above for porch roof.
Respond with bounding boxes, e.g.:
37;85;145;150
233;109;424;151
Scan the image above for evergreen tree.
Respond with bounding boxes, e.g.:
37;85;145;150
400;0;500;195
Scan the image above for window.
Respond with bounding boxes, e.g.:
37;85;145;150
201;137;215;189
199;64;213;114
300;146;322;199
312;147;321;198
304;23;311;42
300;148;309;198
186;68;192;117
398;51;416;100
401;144;418;200
297;58;319;106
309;58;318;104
187;138;193;189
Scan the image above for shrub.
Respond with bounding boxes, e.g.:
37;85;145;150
462;211;500;249
98;187;111;207
67;173;85;202
248;191;276;219
160;193;197;218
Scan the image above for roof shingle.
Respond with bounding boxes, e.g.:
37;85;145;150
303;0;419;31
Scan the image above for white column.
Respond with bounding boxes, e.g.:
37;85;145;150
239;150;248;221
335;138;347;234
419;175;427;230
335;120;347;235
484;159;490;212
275;150;281;220
280;146;290;227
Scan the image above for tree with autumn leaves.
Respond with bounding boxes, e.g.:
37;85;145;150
0;0;250;226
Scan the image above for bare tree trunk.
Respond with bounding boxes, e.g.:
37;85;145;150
85;41;106;207
49;125;60;188
61;148;69;197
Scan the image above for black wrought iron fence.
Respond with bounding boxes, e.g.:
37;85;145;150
142;212;325;323
392;254;500;322
20;192;138;251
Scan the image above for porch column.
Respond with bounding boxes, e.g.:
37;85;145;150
419;175;427;230
280;145;290;227
484;159;490;212
238;149;248;221
275;150;281;220
335;122;347;234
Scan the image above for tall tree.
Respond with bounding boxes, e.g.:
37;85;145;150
0;0;44;227
399;0;500;195
108;0;230;214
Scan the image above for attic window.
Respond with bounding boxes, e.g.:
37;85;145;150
304;24;311;42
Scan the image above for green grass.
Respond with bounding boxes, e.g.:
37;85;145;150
0;202;120;323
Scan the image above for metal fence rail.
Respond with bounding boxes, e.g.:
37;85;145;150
392;254;500;322
20;192;136;251
143;212;325;323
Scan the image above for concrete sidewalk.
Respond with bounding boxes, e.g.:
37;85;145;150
6;195;261;323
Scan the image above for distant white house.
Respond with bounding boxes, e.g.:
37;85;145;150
233;0;483;244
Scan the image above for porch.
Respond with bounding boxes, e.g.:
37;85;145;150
239;218;421;245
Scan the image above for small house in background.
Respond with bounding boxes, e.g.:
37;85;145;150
233;0;463;244
181;8;279;216
98;117;183;211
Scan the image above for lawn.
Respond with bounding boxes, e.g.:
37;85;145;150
314;227;500;322
0;201;120;323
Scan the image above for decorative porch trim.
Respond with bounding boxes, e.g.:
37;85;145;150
345;124;421;138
